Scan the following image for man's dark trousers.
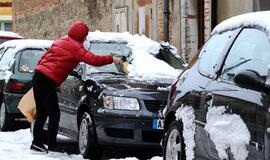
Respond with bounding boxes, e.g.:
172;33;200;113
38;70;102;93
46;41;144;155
32;71;60;150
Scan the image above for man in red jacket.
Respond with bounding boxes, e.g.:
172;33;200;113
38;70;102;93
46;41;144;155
30;21;123;153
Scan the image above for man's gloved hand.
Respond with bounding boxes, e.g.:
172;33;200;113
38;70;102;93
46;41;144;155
113;56;123;65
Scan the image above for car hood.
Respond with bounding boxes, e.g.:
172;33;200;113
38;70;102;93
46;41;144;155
85;74;174;100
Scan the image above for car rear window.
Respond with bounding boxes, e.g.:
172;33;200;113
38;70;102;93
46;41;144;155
18;49;45;73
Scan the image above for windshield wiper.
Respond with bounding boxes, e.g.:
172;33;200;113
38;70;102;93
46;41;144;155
223;58;252;74
88;72;125;76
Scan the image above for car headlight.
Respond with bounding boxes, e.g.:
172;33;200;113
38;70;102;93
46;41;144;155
103;96;140;110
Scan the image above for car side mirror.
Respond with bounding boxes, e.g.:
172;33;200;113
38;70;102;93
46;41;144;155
234;69;269;93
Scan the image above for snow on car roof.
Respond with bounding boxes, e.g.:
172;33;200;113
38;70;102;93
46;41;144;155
86;31;181;79
0;31;23;38
212;11;270;35
0;39;53;53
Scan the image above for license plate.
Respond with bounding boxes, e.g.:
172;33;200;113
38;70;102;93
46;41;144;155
152;119;164;129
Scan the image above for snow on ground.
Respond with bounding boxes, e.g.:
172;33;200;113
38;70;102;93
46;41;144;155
0;129;162;160
205;106;250;160
175;105;196;160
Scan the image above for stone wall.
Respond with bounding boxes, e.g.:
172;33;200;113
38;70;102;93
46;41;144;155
12;0;112;40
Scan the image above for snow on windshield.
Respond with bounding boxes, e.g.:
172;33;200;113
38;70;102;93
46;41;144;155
86;31;181;79
212;11;270;37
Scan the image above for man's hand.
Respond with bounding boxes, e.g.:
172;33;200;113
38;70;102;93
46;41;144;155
113;56;123;65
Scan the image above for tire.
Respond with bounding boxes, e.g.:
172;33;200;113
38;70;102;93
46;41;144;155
78;112;102;159
163;121;186;160
0;102;14;131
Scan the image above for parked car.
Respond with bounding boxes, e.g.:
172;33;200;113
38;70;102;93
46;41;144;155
0;31;22;44
163;11;270;160
54;32;186;159
0;39;53;131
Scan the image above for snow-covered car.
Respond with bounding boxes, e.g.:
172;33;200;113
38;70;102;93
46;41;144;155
163;11;270;160
55;32;186;159
0;31;22;45
0;39;53;131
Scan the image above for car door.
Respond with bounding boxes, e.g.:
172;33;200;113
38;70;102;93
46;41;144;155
205;28;270;160
58;64;84;137
188;29;241;159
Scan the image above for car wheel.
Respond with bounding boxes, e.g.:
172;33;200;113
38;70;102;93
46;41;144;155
163;121;186;160
0;102;14;131
78;112;102;159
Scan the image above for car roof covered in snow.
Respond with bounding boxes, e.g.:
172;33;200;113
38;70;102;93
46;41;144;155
0;31;23;38
0;39;53;53
212;11;270;36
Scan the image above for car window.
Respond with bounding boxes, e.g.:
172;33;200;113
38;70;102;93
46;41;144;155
0;47;16;70
155;47;186;70
220;28;270;83
198;30;234;78
18;49;45;73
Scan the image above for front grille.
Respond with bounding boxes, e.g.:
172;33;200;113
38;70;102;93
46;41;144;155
105;128;133;139
142;130;163;143
144;100;166;113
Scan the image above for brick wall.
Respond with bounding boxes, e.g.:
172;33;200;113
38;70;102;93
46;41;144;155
12;0;112;40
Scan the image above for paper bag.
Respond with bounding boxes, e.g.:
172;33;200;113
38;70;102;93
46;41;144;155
18;88;36;123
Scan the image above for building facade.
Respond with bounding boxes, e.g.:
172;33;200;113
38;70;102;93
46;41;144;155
12;0;270;62
0;0;12;31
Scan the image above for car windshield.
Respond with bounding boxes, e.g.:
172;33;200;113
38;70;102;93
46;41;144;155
86;42;132;74
85;42;185;76
18;49;46;73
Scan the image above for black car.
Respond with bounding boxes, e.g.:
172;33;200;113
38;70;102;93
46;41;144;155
55;33;186;159
163;11;270;160
0;39;52;131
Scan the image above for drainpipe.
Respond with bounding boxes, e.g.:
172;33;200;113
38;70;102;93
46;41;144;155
163;0;170;42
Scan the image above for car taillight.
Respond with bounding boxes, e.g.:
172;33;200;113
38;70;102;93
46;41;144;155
7;82;25;90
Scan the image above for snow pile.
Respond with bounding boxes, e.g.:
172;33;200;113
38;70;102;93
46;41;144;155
87;31;181;79
0;129;84;160
175;105;196;160
0;31;22;38
0;129;162;160
212;11;270;37
205;106;250;160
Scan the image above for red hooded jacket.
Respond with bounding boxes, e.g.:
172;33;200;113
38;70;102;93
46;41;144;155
35;21;113;86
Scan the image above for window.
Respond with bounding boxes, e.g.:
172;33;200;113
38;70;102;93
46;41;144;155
198;30;233;78
156;47;185;70
113;7;128;32
19;49;45;73
4;22;12;31
220;28;270;83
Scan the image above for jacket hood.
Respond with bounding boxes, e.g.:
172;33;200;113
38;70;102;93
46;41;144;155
67;21;89;42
